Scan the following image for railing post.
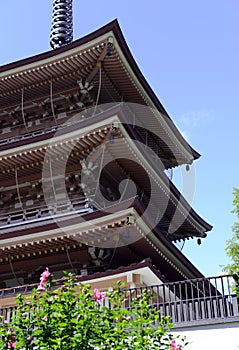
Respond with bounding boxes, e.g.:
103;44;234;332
232;273;239;314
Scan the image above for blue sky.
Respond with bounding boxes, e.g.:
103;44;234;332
1;0;238;277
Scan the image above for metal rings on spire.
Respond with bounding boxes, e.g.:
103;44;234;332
50;0;73;49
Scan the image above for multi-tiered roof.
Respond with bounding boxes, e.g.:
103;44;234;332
0;20;212;289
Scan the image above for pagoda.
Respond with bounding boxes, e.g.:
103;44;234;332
0;1;212;292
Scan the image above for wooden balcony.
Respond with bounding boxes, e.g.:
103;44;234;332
0;196;91;227
0;274;238;327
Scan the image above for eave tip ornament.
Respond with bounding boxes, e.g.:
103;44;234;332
50;0;73;49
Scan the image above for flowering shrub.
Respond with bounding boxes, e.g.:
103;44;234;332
0;270;187;349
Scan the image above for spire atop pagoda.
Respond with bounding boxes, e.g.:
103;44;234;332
50;0;73;49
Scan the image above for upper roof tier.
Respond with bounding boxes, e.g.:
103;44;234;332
0;19;200;168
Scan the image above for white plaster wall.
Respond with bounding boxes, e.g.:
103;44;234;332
172;322;239;350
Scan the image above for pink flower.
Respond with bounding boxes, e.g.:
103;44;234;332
3;323;16;348
37;267;50;291
92;288;106;304
42;316;48;322
37;285;46;291
171;340;183;350
41;267;51;281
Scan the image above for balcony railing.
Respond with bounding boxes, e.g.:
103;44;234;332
0;274;238;326
120;274;239;325
0;196;92;228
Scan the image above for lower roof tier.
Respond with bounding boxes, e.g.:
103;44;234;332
0;196;209;290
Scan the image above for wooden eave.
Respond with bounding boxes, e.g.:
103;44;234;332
0;197;207;281
0;105;212;237
0;20;200;165
0;259;173;301
0;103;193;175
